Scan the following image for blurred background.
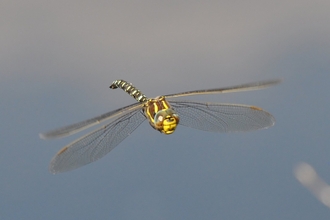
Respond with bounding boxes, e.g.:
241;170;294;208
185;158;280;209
1;0;330;219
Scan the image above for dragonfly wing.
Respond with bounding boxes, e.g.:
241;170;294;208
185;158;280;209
164;79;281;98
170;100;275;133
40;102;144;139
50;109;146;173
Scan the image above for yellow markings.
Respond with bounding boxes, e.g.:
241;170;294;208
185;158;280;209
144;97;179;134
162;118;178;134
145;101;159;124
161;98;170;109
250;106;263;111
57;146;69;155
154;102;159;113
163;120;176;127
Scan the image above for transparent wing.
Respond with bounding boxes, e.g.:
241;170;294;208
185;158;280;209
49;109;146;174
170;100;275;132
40;102;144;139
164;79;281;99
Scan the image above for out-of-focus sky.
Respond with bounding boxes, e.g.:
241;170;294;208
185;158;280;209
1;1;330;219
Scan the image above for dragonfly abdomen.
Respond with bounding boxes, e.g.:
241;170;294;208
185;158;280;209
110;79;147;102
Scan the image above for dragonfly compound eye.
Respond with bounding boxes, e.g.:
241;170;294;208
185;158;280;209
154;109;180;134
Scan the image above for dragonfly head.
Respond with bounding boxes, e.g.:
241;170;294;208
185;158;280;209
154;109;180;134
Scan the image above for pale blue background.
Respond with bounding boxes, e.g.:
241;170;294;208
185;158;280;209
1;1;330;219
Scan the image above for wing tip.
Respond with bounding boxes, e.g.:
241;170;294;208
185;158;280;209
249;106;276;129
49;166;60;174
254;78;282;89
49;160;66;174
265;112;276;128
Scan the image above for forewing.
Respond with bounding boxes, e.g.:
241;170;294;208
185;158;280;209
164;79;281;98
40;102;143;139
170;100;275;133
50;109;146;173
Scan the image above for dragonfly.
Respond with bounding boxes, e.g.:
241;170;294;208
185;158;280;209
40;79;280;173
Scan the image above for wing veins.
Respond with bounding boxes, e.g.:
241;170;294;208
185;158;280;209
170;100;275;132
40;102;144;139
165;79;281;99
50;110;146;173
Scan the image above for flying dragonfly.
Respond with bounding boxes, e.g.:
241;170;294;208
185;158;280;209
40;79;281;173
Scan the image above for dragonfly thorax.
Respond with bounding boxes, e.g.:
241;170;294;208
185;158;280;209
144;96;180;135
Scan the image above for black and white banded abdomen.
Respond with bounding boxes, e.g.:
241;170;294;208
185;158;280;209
110;79;147;102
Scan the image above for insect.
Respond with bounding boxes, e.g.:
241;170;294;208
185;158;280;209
40;79;280;173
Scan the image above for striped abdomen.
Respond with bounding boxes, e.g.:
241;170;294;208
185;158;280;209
110;80;147;102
